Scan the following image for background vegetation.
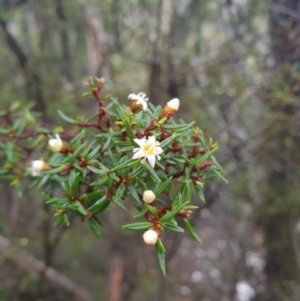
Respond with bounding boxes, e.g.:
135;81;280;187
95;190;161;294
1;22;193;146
0;0;300;300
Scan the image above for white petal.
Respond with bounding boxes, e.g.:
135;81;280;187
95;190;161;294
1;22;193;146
156;155;161;161
147;155;156;168
154;147;163;155
131;94;144;103
141;102;148;111
132;150;145;159
133;148;140;153
55;134;62;141
147;136;156;145
134;138;146;147
141;157;146;164
128;93;138;99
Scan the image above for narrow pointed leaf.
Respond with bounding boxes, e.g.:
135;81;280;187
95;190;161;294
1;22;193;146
89;219;102;237
159;201;189;223
122;222;153;231
156;239;166;276
184;219;202;244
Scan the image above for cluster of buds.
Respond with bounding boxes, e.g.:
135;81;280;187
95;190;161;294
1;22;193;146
30;134;73;176
129;92;180;119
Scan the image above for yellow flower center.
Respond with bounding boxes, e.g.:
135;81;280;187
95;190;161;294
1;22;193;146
142;143;155;156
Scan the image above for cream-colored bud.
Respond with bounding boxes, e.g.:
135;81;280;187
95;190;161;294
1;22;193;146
162;98;180;118
143;229;159;245
30;160;50;176
48;134;64;152
167;98;180;111
143;190;156;204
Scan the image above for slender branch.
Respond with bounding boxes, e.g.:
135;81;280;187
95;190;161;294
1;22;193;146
0;234;94;301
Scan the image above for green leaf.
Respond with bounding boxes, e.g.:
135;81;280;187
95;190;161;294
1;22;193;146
211;166;228;184
88;166;108;175
74;201;87;216
194;184;205;202
159;201;189;223
160;134;179;149
82;92;92;97
128;185;141;203
134;206;148;218
112;98;124;119
114;182;125;203
124;118;136;144
37;174;51;189
87;144;101;159
88;196;110;213
162;121;195;132
102;135;112;150
45;198;69;206
115;202;128;211
89;219;102;237
183;179;192;203
90;177;109;186
43;167;65;175
58;110;75;124
54;214;65;228
184;219;202;244
111;158;137;172
109;150;118;166
122;221;153;231
154;177;172;196
162;222;184;233
154;159;165;170
145;204;158;217
156;239;166;276
119;145;135;152
70;143;87;162
197;147;218;165
146;162;160;181
135;177;148;191
131;164;145;178
63;214;70;227
92;215;104;227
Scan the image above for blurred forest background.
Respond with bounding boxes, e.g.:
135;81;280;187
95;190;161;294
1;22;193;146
0;0;300;300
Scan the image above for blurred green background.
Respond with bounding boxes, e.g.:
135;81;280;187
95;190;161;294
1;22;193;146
0;0;300;300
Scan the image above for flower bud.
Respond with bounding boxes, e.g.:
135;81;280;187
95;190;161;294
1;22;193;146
143;190;156;204
143;229;159;245
48;134;64;152
162;98;180;119
128;93;148;112
30;160;50;176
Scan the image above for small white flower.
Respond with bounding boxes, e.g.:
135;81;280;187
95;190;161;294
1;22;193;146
143;190;156;204
30;160;47;176
132;136;163;168
143;229;158;245
128;92;149;111
167;98;180;111
48;134;64;152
